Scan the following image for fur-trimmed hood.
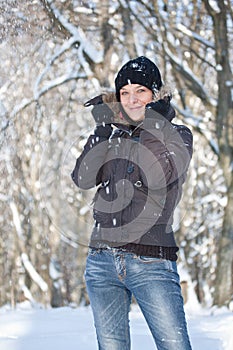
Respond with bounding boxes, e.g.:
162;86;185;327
84;84;175;126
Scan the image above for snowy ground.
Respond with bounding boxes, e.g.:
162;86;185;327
0;301;233;350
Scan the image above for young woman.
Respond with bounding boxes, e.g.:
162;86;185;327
72;56;193;350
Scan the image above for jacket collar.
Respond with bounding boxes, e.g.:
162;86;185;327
112;122;143;137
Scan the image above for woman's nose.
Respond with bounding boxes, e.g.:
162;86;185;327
129;93;138;103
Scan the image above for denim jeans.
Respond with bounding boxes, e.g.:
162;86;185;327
85;248;192;350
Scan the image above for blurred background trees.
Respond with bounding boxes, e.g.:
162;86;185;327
0;0;232;308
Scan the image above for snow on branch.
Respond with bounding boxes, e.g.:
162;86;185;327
164;43;217;107
176;23;215;49
10;201;24;239
34;36;79;98
0;193;9;201
21;253;48;293
9;71;85;118
36;72;87;98
0;100;9;132
173;102;219;155
35;0;103;99
9;201;48;293
203;0;221;15
45;0;103;62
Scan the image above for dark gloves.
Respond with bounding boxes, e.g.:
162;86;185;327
145;96;175;120
144;97;176;130
84;94;114;126
94;124;113;138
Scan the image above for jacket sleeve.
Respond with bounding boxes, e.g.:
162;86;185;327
71;130;111;190
139;118;193;190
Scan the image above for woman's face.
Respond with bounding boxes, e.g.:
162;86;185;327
120;84;153;122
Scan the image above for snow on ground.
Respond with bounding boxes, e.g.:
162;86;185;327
0;301;232;350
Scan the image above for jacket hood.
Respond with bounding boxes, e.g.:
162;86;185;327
102;84;175;126
84;84;175;127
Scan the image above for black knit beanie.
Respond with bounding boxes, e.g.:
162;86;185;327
115;56;162;101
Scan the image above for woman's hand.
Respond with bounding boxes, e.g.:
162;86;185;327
145;97;175;122
84;95;114;126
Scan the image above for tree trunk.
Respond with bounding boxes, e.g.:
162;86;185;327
207;0;233;306
214;179;233;306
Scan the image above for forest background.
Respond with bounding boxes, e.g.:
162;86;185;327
0;0;232;310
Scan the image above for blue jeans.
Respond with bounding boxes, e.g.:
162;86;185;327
85;248;192;350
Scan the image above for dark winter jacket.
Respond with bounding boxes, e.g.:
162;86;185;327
71;92;193;261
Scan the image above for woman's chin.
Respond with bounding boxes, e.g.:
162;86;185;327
126;112;144;123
